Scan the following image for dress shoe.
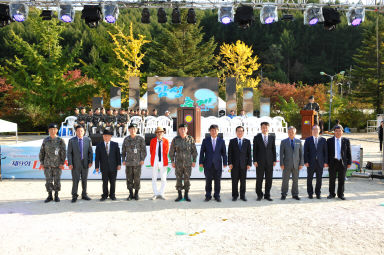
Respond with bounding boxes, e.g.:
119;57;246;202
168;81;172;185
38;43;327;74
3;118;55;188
71;197;77;203
308;195;313;199
327;195;335;199
316;195;321;199
54;191;60;202
110;196;117;201
232;197;238;201
157;195;166;200
292;196;300;200
281;195;286;200
82;195;92;201
338;196;346;200
256;197;262;201
265;197;273;201
204;197;211;202
100;197;107;201
240;197;247;201
44;192;53;203
214;197;222;202
152;195;157;200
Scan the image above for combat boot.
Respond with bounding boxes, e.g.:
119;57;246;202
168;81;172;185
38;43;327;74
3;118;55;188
45;192;53;203
134;189;139;200
175;190;183;202
54;191;60;202
127;189;133;201
184;190;191;202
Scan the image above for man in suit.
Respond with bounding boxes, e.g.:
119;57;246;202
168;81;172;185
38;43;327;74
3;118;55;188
253;122;276;201
199;124;228;202
67;125;93;203
327;126;352;200
95;129;121;201
228;126;252;201
149;127;169;200
280;126;304;200
304;125;328;199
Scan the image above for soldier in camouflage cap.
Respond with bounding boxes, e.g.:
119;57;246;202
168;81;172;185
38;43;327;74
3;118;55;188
39;123;66;203
169;123;198;202
122;123;147;200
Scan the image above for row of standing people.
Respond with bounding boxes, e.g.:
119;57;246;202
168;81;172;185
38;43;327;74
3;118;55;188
39;121;351;203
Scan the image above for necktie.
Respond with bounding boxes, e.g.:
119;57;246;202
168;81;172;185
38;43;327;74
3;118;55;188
106;142;109;156
212;138;216;152
314;137;318;149
336;139;341;160
158;140;162;162
238;139;242;150
79;138;83;160
264;135;268;147
291;139;294;151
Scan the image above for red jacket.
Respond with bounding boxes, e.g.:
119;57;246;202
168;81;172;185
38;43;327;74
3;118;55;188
150;137;169;167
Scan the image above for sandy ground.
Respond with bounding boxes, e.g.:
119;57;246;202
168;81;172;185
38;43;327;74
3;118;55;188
0;178;383;255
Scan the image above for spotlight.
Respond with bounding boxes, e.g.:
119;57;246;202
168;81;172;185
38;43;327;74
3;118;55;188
59;4;75;23
218;6;234;24
141;8;150;24
81;5;102;28
0;4;11;27
10;3;28;22
157;8;167;23
260;4;278;24
346;6;365;26
187;8;196;24
322;7;340;31
172;8;180;24
234;5;254;28
304;4;323;26
40;10;53;20
103;4;119;24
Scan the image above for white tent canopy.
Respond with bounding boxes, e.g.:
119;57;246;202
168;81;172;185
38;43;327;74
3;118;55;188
0;119;18;143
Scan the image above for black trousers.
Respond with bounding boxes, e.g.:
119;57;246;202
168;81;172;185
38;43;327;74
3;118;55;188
329;159;347;197
204;165;222;199
380;139;383;151
102;170;117;198
71;162;89;197
256;164;273;198
307;162;323;196
231;166;247;198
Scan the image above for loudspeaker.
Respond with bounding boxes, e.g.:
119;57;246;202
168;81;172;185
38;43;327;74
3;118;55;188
145;133;157;146
90;134;103;145
205;133;224;139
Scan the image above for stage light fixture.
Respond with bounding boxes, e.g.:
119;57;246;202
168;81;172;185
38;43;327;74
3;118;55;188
260;4;278;24
10;3;28;22
103;4;118;24
141;8;150;24
304;5;323;26
234;5;254;28
187;8;196;24
218;6;234;24
40;10;53;20
322;7;340;31
172;8;181;24
59;4;75;23
0;4;11;27
157;8;167;23
346;6;365;26
81;5;102;28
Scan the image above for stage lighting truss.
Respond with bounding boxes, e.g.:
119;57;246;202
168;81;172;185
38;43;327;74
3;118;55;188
59;4;75;23
260;4;278;24
103;3;119;23
304;4;324;26
218;6;234;24
81;5;102;28
346;6;365;26
10;2;28;22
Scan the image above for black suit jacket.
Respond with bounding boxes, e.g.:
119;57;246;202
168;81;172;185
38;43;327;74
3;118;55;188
304;136;328;168
253;133;276;167
95;141;121;172
228;137;252;169
327;137;352;169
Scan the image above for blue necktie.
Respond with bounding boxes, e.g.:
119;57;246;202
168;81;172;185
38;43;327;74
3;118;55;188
212;138;216;152
291;139;294;151
238;139;242;150
336;139;341;160
79;138;83;160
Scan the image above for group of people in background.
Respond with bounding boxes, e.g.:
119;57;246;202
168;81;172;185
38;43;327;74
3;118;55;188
39;118;351;204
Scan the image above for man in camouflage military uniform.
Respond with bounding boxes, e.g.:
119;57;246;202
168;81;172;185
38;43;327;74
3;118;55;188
122;123;147;200
92;108;103;134
169;123;198;202
104;109;116;134
39;123;66;203
86;109;93;135
116;108;129;137
77;107;88;127
74;107;80;126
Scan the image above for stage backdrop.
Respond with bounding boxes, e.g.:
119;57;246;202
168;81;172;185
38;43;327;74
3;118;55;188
0;142;361;180
147;77;219;118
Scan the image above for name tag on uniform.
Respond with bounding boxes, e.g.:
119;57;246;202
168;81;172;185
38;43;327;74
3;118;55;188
55;149;59;155
134;149;138;153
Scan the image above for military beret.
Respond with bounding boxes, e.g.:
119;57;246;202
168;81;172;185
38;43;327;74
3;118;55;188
178;123;188;128
128;123;138;129
48;123;58;129
309;96;314;100
80;107;85;110
103;129;113;135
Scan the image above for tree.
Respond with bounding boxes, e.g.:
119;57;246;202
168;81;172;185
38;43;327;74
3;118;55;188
148;9;217;77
